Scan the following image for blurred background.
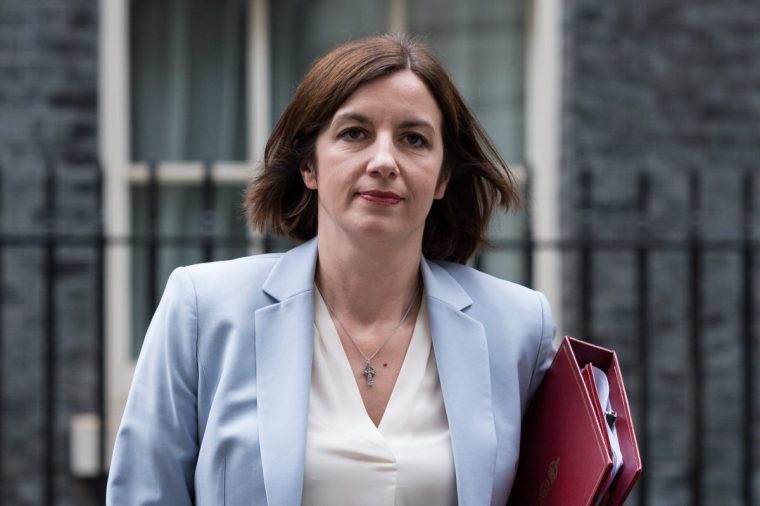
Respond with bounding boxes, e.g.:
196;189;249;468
0;0;758;504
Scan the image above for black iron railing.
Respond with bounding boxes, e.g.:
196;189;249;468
0;161;757;505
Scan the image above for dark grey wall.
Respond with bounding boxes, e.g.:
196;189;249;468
2;0;759;504
561;1;760;505
0;0;102;504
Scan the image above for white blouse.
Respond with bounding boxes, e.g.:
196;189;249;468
302;289;457;506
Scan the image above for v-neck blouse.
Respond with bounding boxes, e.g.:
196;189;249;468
302;288;457;506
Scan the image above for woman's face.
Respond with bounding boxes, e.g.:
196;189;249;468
302;70;448;247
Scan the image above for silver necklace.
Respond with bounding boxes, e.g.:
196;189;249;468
316;281;421;387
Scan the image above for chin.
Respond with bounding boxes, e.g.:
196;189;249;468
349;221;423;246
353;225;399;241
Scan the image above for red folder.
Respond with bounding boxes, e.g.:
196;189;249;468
507;336;642;506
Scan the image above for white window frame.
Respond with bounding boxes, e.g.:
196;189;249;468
99;0;270;461
98;0;563;462
526;0;563;341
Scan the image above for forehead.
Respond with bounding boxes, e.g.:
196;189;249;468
331;70;442;127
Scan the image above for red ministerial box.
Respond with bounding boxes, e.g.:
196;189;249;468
507;336;642;506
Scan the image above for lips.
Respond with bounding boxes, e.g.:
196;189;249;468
358;190;402;206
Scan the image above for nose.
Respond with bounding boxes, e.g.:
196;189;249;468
365;134;399;178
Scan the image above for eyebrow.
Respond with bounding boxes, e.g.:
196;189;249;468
333;112;435;131
333;112;372;125
399;119;435;131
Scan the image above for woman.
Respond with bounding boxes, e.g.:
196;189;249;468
107;35;556;506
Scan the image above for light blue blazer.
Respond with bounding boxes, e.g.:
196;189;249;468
107;238;556;506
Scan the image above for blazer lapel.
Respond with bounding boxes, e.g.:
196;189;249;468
255;239;318;506
422;259;497;506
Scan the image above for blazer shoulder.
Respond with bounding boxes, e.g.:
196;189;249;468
161;253;287;320
433;260;541;308
182;253;282;292
432;260;553;344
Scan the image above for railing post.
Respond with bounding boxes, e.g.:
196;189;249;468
579;169;593;342
740;169;755;506
94;160;107;495
688;169;703;506
147;161;159;321
263;232;274;254
201;161;215;263
43;153;57;506
0;162;4;506
636;170;650;506
522;168;534;288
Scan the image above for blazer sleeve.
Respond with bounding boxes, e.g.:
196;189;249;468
525;291;557;402
107;267;199;505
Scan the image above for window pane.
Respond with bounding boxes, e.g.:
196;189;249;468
408;1;527;278
270;0;389;125
130;183;249;356
408;0;525;163
130;0;247;161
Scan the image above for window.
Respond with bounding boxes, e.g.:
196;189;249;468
125;0;530;354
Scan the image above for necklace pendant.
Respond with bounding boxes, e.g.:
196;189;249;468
362;362;377;386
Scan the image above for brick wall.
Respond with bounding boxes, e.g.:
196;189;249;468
0;0;102;504
2;0;759;504
561;1;760;505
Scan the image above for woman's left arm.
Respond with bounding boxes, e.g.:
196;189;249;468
106;267;200;505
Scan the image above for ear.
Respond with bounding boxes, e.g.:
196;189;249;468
433;167;450;200
300;160;318;190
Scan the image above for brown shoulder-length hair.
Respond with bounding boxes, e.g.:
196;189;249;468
244;34;520;264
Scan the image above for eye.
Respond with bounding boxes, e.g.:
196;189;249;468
403;132;430;148
338;127;367;141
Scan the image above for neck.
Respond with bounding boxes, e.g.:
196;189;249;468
315;231;423;325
